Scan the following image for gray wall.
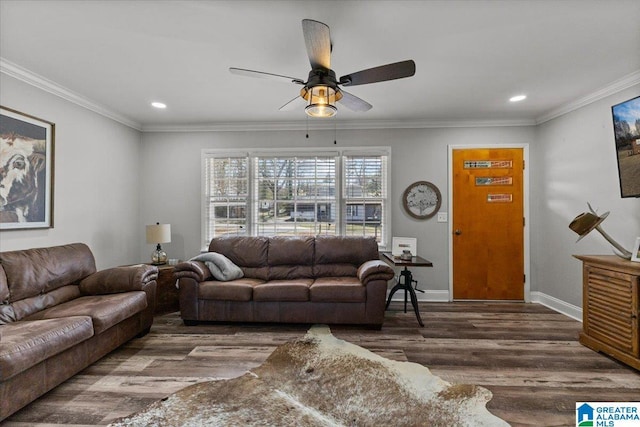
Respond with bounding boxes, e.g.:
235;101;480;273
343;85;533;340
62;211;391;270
532;85;640;307
2;71;639;310
140;126;536;297
0;75;142;269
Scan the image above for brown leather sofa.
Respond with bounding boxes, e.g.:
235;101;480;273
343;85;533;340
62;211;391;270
0;243;158;421
174;236;394;328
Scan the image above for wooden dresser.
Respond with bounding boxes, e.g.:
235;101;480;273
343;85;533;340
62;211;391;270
574;255;640;370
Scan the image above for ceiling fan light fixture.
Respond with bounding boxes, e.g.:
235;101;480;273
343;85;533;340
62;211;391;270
304;85;338;118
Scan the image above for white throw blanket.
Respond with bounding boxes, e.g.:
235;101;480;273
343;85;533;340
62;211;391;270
190;252;244;281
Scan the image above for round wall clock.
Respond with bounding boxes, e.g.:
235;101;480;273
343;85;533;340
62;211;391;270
402;181;442;220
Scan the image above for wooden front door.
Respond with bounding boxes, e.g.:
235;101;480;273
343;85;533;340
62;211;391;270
452;148;524;300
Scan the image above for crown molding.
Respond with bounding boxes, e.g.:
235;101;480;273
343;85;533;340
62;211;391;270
141;118;536;133
0;57;142;131
536;70;640;124
3;56;637;133
0;58;534;132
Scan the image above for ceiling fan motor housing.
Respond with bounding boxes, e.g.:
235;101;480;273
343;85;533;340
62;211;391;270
300;69;343;101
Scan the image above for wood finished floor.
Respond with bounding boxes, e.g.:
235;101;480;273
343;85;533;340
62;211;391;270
3;302;640;427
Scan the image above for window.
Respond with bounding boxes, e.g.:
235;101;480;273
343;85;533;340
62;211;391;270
254;155;336;237
203;155;248;243
343;154;386;242
202;148;390;248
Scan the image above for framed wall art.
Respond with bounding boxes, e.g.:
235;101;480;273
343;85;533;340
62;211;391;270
611;95;640;198
0;106;55;230
402;181;441;220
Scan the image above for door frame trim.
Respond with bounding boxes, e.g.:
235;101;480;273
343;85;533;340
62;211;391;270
447;144;531;302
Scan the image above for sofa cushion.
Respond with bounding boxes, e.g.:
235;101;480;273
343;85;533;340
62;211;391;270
209;236;268;266
268;265;315;281
24;292;147;334
313;263;360;278
6;285;81;324
268;236;314;265
209;237;270;280
0;243;96;303
253;279;313;302
267;237;314;280
314;236;379;277
310;277;367;303
199;278;264;302
315;236;379;264
0;316;93;381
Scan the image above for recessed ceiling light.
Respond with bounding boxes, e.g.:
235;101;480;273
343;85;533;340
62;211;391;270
509;95;527;103
151;102;167;109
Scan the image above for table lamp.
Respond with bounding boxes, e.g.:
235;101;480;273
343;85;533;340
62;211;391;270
569;203;632;260
146;222;171;265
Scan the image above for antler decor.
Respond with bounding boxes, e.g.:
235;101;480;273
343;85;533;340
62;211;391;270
569;203;632;260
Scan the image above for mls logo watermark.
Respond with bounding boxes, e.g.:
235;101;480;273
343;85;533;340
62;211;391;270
577;402;640;427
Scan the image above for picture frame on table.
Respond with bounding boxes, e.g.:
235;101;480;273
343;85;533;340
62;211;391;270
391;236;417;257
631;237;640;263
0;106;55;230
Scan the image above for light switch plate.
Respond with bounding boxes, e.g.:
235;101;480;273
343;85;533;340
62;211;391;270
437;212;448;223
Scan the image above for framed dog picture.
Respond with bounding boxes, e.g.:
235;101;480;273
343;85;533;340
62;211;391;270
0;106;55;230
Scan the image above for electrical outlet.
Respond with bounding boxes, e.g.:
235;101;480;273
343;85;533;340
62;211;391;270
437;212;448;223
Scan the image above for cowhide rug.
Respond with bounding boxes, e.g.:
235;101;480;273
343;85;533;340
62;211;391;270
110;326;509;426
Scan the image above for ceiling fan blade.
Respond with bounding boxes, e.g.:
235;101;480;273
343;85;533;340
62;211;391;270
279;95;306;111
302;19;331;70
339;60;416;86
229;67;304;85
338;90;372;112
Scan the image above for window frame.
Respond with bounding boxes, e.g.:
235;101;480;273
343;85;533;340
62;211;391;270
201;147;391;250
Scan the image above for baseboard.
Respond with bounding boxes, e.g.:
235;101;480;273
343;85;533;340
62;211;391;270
530;291;582;322
386;289;583;320
388;290;450;302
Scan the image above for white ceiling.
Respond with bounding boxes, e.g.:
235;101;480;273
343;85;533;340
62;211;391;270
1;0;639;130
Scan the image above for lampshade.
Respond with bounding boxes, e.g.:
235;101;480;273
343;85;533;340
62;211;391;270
302;85;341;118
146;223;171;244
146;223;171;265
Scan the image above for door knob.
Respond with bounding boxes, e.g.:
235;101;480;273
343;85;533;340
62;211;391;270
454;229;462;235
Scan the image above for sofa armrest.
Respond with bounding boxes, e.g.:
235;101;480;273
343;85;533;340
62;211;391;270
173;260;212;282
79;264;158;295
357;260;395;285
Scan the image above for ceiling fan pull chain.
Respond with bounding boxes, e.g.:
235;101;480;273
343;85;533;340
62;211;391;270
306;115;309;139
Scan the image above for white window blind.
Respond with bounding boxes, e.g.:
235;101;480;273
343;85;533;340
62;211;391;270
202;148;390;247
254;155;337;236
343;154;387;246
202;155;249;247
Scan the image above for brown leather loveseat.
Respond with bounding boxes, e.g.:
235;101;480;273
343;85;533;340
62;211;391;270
0;243;158;420
174;236;394;328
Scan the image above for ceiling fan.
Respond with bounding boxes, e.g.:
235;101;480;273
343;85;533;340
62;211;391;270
229;19;416;118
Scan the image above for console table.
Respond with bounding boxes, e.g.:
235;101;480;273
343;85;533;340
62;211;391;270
382;252;433;327
574;255;640;371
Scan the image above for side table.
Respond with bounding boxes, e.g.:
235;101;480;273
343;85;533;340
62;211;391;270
381;252;433;327
152;264;179;315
